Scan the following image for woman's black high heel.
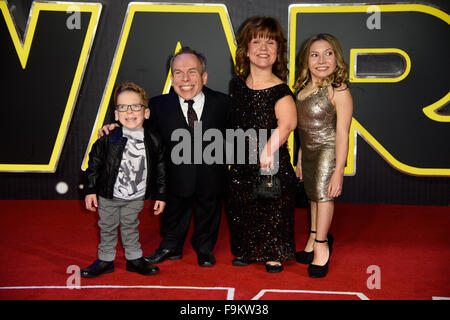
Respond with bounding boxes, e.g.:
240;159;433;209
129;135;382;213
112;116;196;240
295;230;316;264
308;233;334;278
265;262;283;273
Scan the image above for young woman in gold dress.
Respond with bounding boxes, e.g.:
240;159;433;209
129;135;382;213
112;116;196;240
294;34;353;278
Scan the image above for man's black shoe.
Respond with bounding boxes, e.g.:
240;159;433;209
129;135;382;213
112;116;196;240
144;248;182;264
198;252;216;267
126;257;159;275
232;257;251;266
80;259;114;278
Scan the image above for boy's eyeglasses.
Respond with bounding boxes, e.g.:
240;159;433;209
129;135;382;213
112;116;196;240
115;104;145;112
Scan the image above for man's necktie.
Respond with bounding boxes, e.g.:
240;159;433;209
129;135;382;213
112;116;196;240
185;99;198;129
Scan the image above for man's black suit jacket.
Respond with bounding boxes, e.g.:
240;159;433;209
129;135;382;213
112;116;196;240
146;86;231;197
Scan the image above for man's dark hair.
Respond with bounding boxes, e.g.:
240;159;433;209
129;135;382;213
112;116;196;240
169;46;207;74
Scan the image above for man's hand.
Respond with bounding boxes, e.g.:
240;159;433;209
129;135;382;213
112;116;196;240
153;200;166;215
98;123;120;138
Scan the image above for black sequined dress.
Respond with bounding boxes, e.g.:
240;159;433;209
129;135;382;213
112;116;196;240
225;77;296;262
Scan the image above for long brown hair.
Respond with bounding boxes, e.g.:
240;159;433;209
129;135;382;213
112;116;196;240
235;16;288;81
294;33;348;91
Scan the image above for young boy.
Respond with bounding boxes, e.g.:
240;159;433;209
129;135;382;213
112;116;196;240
81;82;166;278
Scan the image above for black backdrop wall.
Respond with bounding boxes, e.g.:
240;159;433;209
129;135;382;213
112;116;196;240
1;0;449;205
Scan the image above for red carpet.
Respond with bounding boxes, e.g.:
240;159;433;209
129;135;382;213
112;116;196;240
0;200;449;300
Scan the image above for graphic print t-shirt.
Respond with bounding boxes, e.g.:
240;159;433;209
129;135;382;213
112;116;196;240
113;127;147;200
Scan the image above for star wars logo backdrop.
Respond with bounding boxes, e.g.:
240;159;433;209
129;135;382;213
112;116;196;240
1;0;449;205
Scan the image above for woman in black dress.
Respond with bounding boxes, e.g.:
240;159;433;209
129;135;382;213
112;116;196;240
225;16;297;273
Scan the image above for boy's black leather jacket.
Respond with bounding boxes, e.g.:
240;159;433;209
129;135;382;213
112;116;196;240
84;126;166;201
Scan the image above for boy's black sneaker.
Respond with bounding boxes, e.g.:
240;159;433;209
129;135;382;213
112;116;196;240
80;259;114;278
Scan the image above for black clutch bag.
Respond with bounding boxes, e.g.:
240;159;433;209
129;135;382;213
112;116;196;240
253;174;281;200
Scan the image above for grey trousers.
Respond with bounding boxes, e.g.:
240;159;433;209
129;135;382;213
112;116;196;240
97;196;144;261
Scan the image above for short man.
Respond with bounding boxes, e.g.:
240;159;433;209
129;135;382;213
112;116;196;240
146;47;230;267
101;47;230;267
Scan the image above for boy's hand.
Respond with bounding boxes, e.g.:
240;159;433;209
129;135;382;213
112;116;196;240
97;123;119;138
153;200;166;215
85;194;98;212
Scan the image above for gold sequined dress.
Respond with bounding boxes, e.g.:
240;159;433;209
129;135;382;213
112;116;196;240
296;86;336;202
225;77;296;262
